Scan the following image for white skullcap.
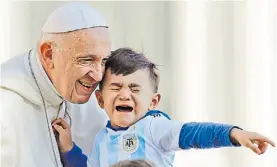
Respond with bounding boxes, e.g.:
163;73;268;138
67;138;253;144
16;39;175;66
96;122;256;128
42;2;108;33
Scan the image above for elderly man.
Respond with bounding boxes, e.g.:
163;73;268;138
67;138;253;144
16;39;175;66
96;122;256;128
1;2;111;167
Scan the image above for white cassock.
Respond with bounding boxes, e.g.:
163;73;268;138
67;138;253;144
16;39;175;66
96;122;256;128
1;2;109;167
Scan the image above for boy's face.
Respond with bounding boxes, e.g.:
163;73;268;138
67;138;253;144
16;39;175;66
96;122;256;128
95;69;160;128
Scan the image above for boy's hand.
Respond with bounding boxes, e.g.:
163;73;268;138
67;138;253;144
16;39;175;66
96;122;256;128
230;128;275;155
52;118;73;153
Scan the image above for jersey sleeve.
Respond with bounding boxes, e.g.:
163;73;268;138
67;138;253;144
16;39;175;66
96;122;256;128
149;115;184;152
178;122;241;149
149;113;240;152
62;142;88;167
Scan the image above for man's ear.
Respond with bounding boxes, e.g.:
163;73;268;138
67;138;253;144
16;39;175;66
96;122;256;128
148;93;161;110
95;90;104;109
39;42;54;69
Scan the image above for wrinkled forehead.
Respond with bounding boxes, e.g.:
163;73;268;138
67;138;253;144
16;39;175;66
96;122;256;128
51;27;111;57
104;69;152;85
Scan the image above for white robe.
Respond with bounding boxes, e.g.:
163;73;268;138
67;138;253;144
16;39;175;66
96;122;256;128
0;49;108;167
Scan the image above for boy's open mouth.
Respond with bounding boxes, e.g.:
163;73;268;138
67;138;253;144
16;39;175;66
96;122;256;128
116;105;133;112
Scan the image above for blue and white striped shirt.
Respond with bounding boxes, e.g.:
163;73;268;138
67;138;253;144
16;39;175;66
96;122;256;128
63;110;239;167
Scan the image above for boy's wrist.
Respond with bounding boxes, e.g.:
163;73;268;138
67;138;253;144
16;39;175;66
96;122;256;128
61;142;74;153
229;126;243;146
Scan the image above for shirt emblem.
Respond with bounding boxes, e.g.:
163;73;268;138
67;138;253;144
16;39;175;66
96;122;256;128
121;132;139;154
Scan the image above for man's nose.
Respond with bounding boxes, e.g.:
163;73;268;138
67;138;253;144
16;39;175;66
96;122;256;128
87;64;103;82
119;89;131;101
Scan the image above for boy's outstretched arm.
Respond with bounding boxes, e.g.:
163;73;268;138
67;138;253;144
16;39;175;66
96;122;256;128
149;114;275;154
52;118;88;167
178;122;275;154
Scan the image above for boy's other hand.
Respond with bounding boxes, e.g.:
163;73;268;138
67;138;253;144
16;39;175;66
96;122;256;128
230;128;275;155
52;118;73;153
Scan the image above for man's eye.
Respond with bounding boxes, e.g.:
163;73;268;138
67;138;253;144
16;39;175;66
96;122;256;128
79;59;93;65
101;58;108;66
111;88;120;91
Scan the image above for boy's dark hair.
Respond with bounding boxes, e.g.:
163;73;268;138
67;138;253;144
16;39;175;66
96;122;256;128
110;159;155;167
99;48;159;92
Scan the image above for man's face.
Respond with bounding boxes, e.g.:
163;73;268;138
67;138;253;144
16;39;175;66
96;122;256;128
96;69;160;128
49;27;111;103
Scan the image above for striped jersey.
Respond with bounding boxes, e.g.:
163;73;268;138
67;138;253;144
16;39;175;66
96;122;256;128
63;110;238;167
87;110;182;167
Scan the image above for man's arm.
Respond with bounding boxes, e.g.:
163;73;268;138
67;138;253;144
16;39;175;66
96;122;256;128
1;111;18;167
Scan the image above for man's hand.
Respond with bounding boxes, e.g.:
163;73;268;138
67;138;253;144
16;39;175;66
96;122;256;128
52;118;73;153
230;128;275;155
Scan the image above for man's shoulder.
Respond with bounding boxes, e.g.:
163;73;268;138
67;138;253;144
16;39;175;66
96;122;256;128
0;53;41;114
1;52;44;106
1;54;26;76
0;88;34;118
0;88;27;105
1;53;31;87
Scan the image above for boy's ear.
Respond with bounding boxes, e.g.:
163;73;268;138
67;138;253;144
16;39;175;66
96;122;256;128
148;93;161;110
95;90;104;109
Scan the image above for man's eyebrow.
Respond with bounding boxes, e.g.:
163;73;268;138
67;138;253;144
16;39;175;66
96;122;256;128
77;54;99;59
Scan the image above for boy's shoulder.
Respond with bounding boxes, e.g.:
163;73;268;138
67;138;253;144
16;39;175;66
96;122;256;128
135;110;172;130
142;110;171;122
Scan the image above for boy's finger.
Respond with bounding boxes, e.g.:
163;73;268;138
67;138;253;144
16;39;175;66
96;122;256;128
262;138;275;147
58;118;70;130
245;141;261;155
53;125;66;134
253;134;276;147
51;119;62;126
254;147;261;155
259;142;268;154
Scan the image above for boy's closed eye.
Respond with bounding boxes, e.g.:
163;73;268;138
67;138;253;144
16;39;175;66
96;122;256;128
111;87;120;91
130;87;140;93
109;83;121;91
129;83;141;93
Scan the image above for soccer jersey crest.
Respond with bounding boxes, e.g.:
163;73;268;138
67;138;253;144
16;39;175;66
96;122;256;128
121;132;139;154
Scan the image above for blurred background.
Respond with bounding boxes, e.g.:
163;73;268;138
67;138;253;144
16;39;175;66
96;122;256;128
1;0;276;167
